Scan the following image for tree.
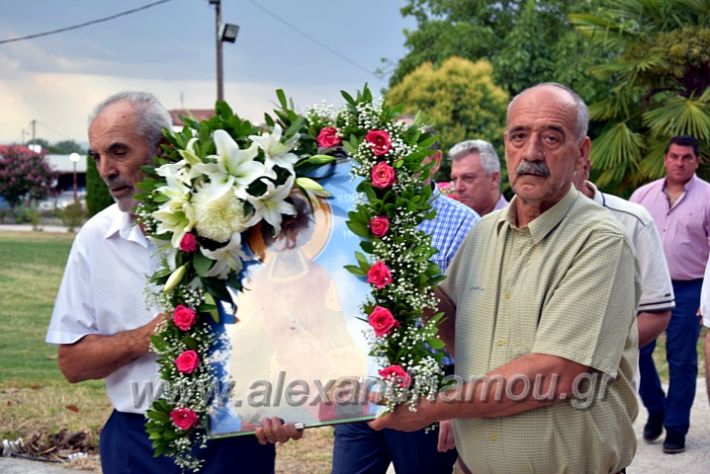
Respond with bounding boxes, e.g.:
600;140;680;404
571;0;710;193
386;57;509;178
51;140;86;154
390;0;607;99
85;155;114;217
0;147;55;207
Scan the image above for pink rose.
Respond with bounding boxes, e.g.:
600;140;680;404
379;365;412;388
368;306;399;337
317;126;341;148
369;216;390;237
170;407;198;431
371;162;396;189
179;233;198;253
365;130;391;156
367;261;393;289
173;305;197;332
175;350;199;374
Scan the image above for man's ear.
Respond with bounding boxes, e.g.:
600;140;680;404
429;150;443;176
490;171;501;185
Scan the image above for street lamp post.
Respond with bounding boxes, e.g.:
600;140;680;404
209;0;238;102
69;153;80;206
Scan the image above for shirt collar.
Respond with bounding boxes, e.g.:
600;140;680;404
584;181;604;206
497;186;579;244
104;207;149;248
663;174;698;193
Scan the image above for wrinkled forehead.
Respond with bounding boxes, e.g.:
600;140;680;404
506;87;577;130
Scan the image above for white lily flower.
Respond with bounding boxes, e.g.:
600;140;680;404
178;137;202;166
247;174;296;234
249;125;300;174
201;233;245;279
153;201;197;248
195;130;266;198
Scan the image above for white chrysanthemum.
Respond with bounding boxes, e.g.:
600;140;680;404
192;183;251;242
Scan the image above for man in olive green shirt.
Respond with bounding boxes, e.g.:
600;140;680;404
369;83;640;473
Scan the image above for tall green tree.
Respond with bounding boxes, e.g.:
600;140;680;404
85;155;114;217
386;57;509;178
391;0;606;99
571;0;710;192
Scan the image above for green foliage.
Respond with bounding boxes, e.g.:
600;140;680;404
61;202;85;232
85;154;114;217
0;147;55;207
385;57;508;178
391;0;607;99
571;0;710;192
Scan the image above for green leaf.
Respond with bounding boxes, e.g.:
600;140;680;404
344;265;366;277
346;220;370;238
193;252;213;277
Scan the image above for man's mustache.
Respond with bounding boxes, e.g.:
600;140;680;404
516;160;550;178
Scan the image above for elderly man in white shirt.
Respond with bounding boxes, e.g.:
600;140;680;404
699;260;710;406
46;91;298;474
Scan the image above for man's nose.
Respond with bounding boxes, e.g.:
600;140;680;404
97;158;117;180
453;178;464;193
522;134;544;161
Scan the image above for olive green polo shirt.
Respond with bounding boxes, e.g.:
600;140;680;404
442;186;640;474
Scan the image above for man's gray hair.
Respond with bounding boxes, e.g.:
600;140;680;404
507;82;589;142
89;91;171;149
448;139;500;174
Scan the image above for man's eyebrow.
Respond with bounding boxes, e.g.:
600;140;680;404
107;142;129;153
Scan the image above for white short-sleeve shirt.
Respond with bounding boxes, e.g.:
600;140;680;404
46;204;161;414
588;182;675;312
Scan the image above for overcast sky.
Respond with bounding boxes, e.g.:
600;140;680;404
0;0;414;145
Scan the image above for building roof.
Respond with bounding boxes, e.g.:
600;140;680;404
46;154;87;173
169;109;215;127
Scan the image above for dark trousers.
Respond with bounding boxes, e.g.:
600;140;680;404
332;421;458;474
100;410;275;473
638;279;702;435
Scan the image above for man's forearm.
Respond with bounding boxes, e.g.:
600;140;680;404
58;315;163;383
637;310;671;347
431;353;591;421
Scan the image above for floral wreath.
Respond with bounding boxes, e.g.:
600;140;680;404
135;87;446;471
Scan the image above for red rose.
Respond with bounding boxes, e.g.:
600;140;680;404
175;349;200;374
317;126;341;148
365;130;391;156
179;233;198;253
371;162;396;189
378;365;412;388
367;261;392;289
170;407;198;430
369;216;390;237
173;305;197;331
368;306;399;337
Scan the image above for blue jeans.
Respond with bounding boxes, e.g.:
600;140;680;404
638;279;702;435
100;410;275;473
332;421;458;474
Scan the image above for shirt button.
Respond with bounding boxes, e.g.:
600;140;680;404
496;338;505;346
503;291;511;300
490;433;497;441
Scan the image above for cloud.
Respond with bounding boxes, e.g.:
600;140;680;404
0;71;367;143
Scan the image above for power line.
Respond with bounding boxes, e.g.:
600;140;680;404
246;0;377;78
0;0;174;45
35;120;73;140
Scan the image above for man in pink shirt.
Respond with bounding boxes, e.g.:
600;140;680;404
630;135;710;454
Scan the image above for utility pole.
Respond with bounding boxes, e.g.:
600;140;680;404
31;119;36;143
210;0;224;102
